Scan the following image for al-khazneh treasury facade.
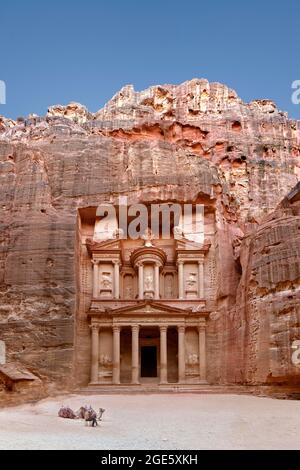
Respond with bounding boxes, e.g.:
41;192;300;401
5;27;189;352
76;205;216;389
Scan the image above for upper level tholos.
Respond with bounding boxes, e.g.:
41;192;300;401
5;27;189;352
78;203;216;307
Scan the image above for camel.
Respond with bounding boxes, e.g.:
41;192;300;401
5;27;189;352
75;406;88;419
59;405;105;426
98;407;105;421
58;406;76;419
84;407;98;427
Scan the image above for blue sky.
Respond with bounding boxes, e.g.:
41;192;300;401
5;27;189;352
1;0;300;119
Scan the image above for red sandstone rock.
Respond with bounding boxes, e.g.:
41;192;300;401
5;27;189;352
0;79;300;402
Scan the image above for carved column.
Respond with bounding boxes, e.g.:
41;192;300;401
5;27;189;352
112;326;121;384
198;259;204;298
113;260;120;299
154;263;160;300
138;263;144;299
178;261;184;299
131;325;140;384
90;324;100;383
178;325;186;383
160;325;168;384
92;260;99;298
198;321;206;381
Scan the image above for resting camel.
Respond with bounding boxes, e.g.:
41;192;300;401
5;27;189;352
58;406;76;419
59;405;105;426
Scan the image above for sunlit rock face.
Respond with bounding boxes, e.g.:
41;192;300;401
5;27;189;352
0;79;300;400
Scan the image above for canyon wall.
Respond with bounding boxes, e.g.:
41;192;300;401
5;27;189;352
0;79;300;397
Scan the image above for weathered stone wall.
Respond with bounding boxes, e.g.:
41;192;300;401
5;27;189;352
237;195;300;385
0;79;299;395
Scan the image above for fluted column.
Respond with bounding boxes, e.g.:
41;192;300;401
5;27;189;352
112;326;121;384
92;260;99;298
178;325;186;383
113;260;120;299
131;325;140;384
198;260;204;298
178;261;184;299
154;263;160;299
160;326;168;384
198;322;206;381
90;324;100;383
138;263;144;299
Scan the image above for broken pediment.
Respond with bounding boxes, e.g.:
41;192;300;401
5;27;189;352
176;237;211;253
86;237;122;254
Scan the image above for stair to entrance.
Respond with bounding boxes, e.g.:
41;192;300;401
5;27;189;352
78;384;253;395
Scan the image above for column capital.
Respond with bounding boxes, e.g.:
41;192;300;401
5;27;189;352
177;260;184;265
160;325;168;333
178;325;185;334
113;325;121;333
198;319;206;331
91;259;99;265
198;259;204;265
131;324;140;332
137;261;144;268
112;259;121;265
90;323;100;331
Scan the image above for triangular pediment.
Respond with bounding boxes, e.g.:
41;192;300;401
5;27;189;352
108;301;187;315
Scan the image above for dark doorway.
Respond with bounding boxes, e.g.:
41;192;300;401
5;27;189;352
141;346;157;377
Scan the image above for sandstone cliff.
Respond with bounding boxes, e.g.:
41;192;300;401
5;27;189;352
0;79;300;400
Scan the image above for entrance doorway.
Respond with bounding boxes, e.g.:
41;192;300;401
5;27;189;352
141;346;157;377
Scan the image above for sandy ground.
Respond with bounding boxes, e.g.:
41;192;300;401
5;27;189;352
0;393;300;450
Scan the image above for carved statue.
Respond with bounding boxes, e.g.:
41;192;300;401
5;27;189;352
186;272;197;289
144;273;154;291
99;354;112;367
165;275;173;298
173;225;184;239
125;286;133;299
101;273;112;289
187;353;199;365
142;227;155;247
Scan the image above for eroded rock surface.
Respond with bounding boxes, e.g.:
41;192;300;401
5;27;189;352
0;79;300;402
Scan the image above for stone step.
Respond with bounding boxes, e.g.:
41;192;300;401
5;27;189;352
78;384;252;395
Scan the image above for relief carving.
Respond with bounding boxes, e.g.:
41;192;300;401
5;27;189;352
101;272;112;289
185;272;198;299
142;227;155;247
145;273;154;291
100;272;113;297
125;286;133;299
123;274;134;299
99;354;112;367
187;353;199;365
186;272;197;289
164;274;174;298
144;272;154;299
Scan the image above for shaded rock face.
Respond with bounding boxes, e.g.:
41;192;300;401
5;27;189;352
231;190;300;385
0;78;300;396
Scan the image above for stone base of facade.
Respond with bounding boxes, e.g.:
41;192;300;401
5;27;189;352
85;382;211;393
